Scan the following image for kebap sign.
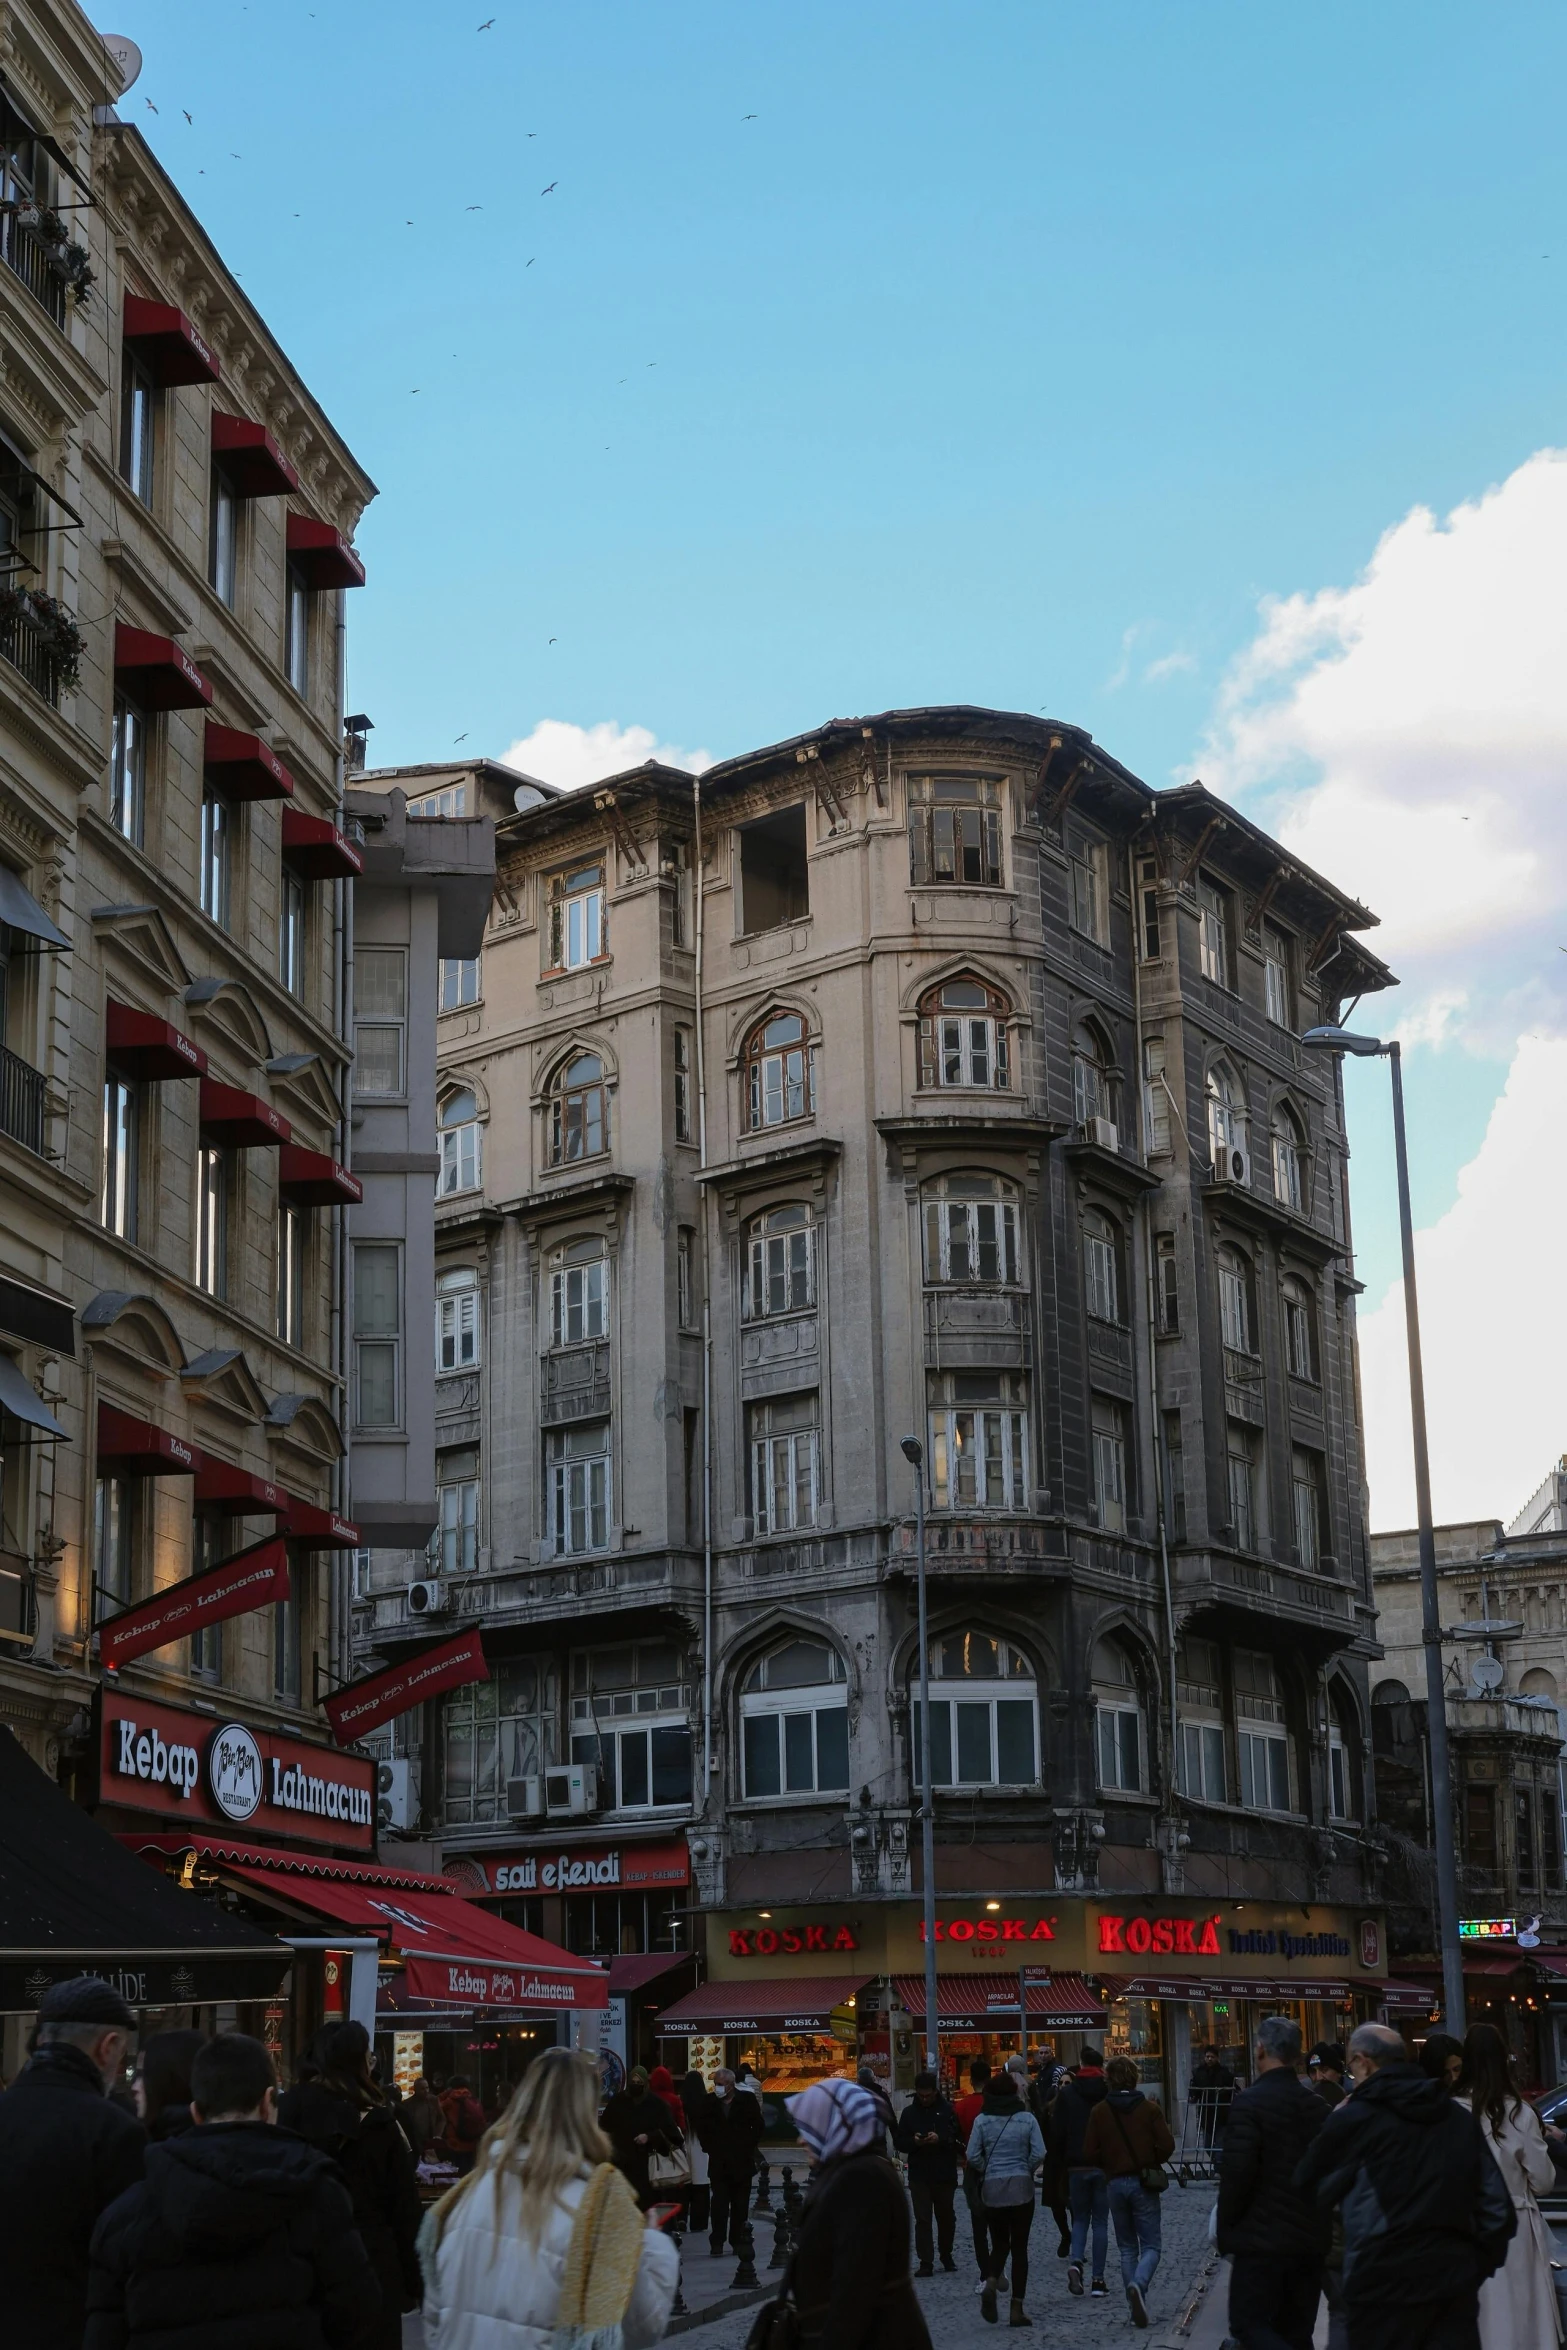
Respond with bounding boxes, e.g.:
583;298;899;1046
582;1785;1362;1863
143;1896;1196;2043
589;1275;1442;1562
98;1689;374;1851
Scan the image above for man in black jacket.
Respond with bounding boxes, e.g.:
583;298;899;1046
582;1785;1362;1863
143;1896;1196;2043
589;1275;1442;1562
1217;2014;1329;2350
703;2066;765;2257
0;1975;146;2350
1048;2046;1110;2293
1294;2022;1515;2350
893;2071;960;2274
85;2031;378;2350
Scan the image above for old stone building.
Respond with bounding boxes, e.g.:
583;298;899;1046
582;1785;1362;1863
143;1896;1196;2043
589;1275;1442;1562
354;707;1403;2102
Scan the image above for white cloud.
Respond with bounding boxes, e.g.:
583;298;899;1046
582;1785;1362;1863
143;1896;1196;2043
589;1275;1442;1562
499;718;714;795
1144;650;1196;684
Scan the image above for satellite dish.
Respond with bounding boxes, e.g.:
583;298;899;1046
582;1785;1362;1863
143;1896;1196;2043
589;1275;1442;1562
102;35;143;93
1468;1654;1505;1693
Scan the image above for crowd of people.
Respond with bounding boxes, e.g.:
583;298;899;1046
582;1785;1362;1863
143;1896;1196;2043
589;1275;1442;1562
2;1976;1562;2350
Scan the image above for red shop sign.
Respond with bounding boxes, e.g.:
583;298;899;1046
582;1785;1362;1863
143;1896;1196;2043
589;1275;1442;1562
919;1915;1057;1945
477;1840;691;1895
98;1688;375;1851
1098;1913;1222;1958
729;1924;860;1958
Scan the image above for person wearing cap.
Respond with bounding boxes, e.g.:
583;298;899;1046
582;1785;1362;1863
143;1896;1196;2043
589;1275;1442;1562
0;1975;146;2350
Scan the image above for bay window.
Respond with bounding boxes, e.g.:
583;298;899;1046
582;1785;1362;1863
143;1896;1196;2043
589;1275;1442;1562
740;1637;849;1798
1093;1637;1145;1793
549;859;606;970
548;1420;610;1555
908;773;1003;888
922;1174;1019;1287
912;1630;1037;1789
916;975;1010;1091
550;1237;606;1346
1235;1649;1292;1812
927;1370;1028;1511
749;1391;818;1535
745;1202;813;1318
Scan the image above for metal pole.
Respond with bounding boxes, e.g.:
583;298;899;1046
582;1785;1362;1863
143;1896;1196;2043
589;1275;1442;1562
1388;1042;1466;2031
912;1452;940;2075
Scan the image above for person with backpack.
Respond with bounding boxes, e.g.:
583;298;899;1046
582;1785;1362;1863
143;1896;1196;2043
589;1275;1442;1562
965;2063;1046;2328
1081;2057;1175;2328
1048;2045;1110;2298
278;2022;422;2350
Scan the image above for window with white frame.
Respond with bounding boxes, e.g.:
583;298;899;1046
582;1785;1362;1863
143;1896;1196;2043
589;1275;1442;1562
432;1446;479;1576
1263;927;1293;1028
550;1236;606;1346
1068;834;1110;945
1206;1061;1245;1171
199;793;231;928
354;1242;401;1428
353;948;407;1098
94;1473;134;1620
1226;1421;1258;1550
547;1420;610;1555
121;350;155;505
1271;1101;1305;1211
1142;1033;1171;1153
749;1391;818;1536
908;773;1004;889
109;696;146;845
277;1202;304;1348
744;1009;813;1130
744;1202;813;1318
549;859;606;970
1083;1207;1121;1324
1072;1019;1117;1132
1177;1634;1227;1804
1137;856;1162;960
1328;1687;1358;1820
677;1227;695;1329
569;1640;691;1809
101;1075;139;1241
1217;1245;1254;1354
547;1052;608;1164
921;1173;1020;1287
1292;1446;1326;1571
1197;877;1230;988
439;957;480;1011
1235;1649;1292;1812
741;1637;849;1798
1093;1637;1145;1793
284;561;309;695
1281;1275;1318;1381
409;784;468;818
916;976;1010;1091
281;868;305;996
927;1370;1028;1511
673;1026;692;1140
439;1087;481;1195
912;1630;1037;1788
1155;1232;1179;1335
436;1267;481;1371
195;1146;228;1298
1092;1395;1128;1532
209;465;238;606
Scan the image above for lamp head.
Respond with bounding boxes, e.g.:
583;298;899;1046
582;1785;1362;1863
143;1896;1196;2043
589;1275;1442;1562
900;1436;924;1468
1301;1025;1385;1058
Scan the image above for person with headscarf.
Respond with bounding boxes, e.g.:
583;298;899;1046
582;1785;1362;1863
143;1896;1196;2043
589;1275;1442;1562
783;2077;933;2350
601;2064;678;2209
648;2065;687;2136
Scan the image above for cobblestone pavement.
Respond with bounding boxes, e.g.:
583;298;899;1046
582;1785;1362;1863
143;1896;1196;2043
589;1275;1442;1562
678;2181;1220;2347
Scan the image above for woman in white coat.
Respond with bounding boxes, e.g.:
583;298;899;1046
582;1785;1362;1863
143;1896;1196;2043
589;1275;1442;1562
1456;2023;1562;2350
421;2046;679;2350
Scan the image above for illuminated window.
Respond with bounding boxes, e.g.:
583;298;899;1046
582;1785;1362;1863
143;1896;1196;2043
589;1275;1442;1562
913;1631;1037;1789
926;1370;1028;1512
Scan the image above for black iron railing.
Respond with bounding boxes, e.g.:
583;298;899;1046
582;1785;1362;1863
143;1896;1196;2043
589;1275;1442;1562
0;597;63;706
0;216;67;327
0;1044;46;1154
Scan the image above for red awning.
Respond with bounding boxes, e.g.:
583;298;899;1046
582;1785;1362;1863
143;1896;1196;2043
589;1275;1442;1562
608;1951;693;1997
891;1973;1107;2030
124;1835;455;1892
123;295;220;387
283;1496;359;1551
1097;1973;1367;2002
204;722;295;803
113;624;211;712
1380;1981;1442;2012
199;1080;290;1148
278;1147;361;1207
282;809;363;880
97;1403;198;1477
211;413;299;498
99;1535;289;1669
195;1458;288;1516
287;514;366;591
656;1976;872;2034
105;1000;207;1081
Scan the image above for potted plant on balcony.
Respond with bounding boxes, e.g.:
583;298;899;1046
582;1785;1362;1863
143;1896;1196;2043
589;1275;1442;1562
0;587;84;694
16;204;94;308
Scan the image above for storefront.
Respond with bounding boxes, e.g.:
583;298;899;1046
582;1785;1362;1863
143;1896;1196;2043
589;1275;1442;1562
442;1834;692;1960
655;1972;871;2097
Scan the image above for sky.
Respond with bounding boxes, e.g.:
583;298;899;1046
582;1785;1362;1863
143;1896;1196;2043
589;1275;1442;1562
117;1;1567;1529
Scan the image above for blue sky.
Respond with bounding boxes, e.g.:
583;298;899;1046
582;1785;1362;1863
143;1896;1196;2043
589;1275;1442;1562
121;1;1567;1519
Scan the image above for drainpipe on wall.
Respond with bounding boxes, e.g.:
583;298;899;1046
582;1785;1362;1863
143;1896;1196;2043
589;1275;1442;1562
332;594;352;1690
693;775;714;1806
1130;839;1181;1836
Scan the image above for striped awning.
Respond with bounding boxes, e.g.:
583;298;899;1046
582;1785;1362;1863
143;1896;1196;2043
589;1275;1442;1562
655;1975;871;2034
892;1972;1105;2030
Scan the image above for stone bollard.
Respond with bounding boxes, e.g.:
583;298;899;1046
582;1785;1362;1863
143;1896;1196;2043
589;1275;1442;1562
731;2223;761;2292
754;2158;773;2209
769;2195;791;2268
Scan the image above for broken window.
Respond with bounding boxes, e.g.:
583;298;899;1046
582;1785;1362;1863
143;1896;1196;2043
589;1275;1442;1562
738;805;809;934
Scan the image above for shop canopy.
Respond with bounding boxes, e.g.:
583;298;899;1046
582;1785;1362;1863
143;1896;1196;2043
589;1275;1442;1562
1380;1981;1443;2013
657;1976;872;2035
0;1725;287;2010
608;1951;693;1997
1097;1973;1372;2003
892;1972;1106;2031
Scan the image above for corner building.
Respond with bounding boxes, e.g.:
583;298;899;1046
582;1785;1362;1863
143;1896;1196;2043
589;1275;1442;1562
356;711;1402;2103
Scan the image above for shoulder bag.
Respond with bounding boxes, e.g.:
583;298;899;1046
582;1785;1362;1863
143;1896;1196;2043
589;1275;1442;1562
1110;2099;1169;2195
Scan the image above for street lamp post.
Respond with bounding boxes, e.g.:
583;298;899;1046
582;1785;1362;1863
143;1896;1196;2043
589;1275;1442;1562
902;1435;941;2076
1302;1026;1465;2031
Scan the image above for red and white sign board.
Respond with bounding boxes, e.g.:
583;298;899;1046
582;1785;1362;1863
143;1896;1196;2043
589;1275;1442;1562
324;1627;488;1745
98;1537;290;1670
402;1952;607;2009
463;1839;691;1895
99;1689;375;1852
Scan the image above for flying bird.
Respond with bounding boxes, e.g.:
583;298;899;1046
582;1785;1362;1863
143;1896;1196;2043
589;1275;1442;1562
548;637;557;644
144;97;158;112
465;204;482;211
541;181;557;194
182;110;192;124
743;112;758;119
478;14;495;25
526;256;535;266
454;732;468;743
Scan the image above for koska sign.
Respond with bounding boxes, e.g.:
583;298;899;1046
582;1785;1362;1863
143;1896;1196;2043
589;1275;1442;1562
100;1690;374;1851
1099;1915;1224;1958
729;1922;861;1957
919;1914;1058;1945
474;1840;691;1896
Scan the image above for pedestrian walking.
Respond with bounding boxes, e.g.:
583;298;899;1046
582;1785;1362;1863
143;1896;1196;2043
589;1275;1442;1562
0;1974;145;2350
1453;2022;1561;2350
1048;2043;1110;2298
85;2030;378;2350
278;2021;423;2350
419;2045;677;2350
1294;2021;1516;2350
1217;2014;1329;2350
133;2030;205;2144
602;2064;678;2209
398;2075;445;2164
438;2075;487;2175
1188;2042;1234;2149
1308;2044;1348;2110
678;2068;712;2234
893;2070;960;2275
954;2056;995;2280
965;2059;1046;2328
1081;2056;1175;2329
1417;2032;1465;2089
1026;2047;1070;2259
702;2065;764;2256
784;2076;933;2350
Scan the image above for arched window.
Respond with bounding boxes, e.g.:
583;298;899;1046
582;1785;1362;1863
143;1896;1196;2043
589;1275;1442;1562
547;1052;608;1165
926;1371;1028;1511
1072;1019;1118;1131
1082;1206;1121;1324
922;1174;1020;1287
912;1630;1037;1789
1216;1244;1254;1355
550;1236;607;1347
1522;1667;1560;1701
744;1203;814;1319
1372;1679;1410;1706
917;975;1010;1092
1093;1635;1145;1792
436;1267;480;1372
1271;1101;1306;1211
1280;1274;1318;1382
1235;1649;1292;1812
439;1087;481;1195
740;1636;849;1797
1328;1683;1359;1821
1206;1061;1245;1171
1177;1634;1226;1804
744;1009;813;1130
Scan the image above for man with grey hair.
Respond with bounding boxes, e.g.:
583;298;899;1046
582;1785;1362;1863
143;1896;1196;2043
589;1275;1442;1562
0;1977;146;2350
1294;2021;1515;2350
1217;2013;1331;2350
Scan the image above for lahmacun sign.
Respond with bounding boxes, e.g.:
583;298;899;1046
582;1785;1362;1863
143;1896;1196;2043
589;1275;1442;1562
401;1953;608;2009
99;1690;374;1851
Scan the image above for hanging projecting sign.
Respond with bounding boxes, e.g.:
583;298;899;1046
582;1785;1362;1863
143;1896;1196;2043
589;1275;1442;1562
99;1690;374;1851
323;1627;488;1745
98;1537;290;1669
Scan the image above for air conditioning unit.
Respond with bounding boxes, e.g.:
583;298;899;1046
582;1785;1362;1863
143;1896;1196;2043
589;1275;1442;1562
1212;1144;1252;1188
506;1775;545;1821
376;1758;415;1834
544;1763;599;1817
405;1580;449;1619
1083;1116;1119;1152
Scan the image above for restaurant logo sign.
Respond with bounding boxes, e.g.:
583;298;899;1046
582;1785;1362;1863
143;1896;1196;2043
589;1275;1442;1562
468;1840;691;1895
728;1923;861;1958
919;1915;1057;1945
1098;1914;1223;1957
1228;1927;1351;1961
209;1724;264;1821
1359;1918;1382;1969
100;1690;374;1851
